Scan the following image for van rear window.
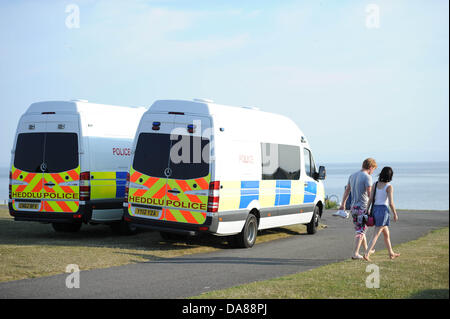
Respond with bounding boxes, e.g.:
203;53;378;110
14;133;78;173
44;133;78;172
133;133;210;180
14;133;45;172
170;134;210;180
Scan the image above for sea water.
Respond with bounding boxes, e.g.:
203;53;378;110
1;162;449;210
323;162;449;211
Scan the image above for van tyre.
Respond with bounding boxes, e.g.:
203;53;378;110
231;213;258;248
52;222;82;233
307;206;320;235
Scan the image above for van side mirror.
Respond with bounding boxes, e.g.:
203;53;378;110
314;166;326;180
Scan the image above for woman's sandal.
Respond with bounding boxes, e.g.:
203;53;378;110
363;254;371;262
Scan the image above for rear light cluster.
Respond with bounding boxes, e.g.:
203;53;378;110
124;173;130;204
80;171;90;201
8;171;12;200
207;181;220;213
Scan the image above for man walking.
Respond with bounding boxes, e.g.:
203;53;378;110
339;158;378;260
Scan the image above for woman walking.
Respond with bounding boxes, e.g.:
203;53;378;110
364;167;400;261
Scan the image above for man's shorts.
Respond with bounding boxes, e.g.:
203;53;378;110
351;206;367;235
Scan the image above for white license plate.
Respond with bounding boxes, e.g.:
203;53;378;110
135;208;160;217
18;203;39;210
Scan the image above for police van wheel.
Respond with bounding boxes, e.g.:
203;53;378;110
307;206;320;235
52;222;82;233
232;213;258;248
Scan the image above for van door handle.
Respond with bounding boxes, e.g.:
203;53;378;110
44;182;55;187
168;189;181;194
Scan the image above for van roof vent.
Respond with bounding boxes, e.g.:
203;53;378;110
71;99;88;103
193;98;214;103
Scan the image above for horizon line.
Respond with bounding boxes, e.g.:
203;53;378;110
0;160;448;169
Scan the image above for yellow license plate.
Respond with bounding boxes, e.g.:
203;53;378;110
18;203;39;210
135;208;160;217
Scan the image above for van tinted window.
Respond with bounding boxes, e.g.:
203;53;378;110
44;133;78;172
303;148;316;178
14;133;79;173
133;133;172;178
278;144;300;179
14;133;45;172
169;134;210;180
133;133;210;179
261;143;300;180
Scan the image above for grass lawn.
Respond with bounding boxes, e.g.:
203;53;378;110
193;227;449;299
0;205;324;282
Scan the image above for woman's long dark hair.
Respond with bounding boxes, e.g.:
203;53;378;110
378;166;394;183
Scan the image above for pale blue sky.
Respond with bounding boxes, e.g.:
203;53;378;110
0;0;448;167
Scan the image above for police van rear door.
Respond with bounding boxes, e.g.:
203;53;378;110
41;115;80;213
11;121;46;212
11;114;80;213
162;114;212;225
127;114;175;220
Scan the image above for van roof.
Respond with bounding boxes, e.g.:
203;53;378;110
149;99;276;117
25;100;146;115
26;101;79;114
22;100;147;139
147;99;307;146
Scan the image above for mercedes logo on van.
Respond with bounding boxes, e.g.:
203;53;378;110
164;167;172;177
40;162;47;172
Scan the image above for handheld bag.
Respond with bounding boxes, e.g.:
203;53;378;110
366;182;378;227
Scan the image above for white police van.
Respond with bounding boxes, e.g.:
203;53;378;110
124;99;326;247
9;100;146;233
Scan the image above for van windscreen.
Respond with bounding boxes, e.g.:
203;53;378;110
133;133;210;179
14;133;78;173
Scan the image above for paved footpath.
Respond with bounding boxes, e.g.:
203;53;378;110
0;210;448;298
